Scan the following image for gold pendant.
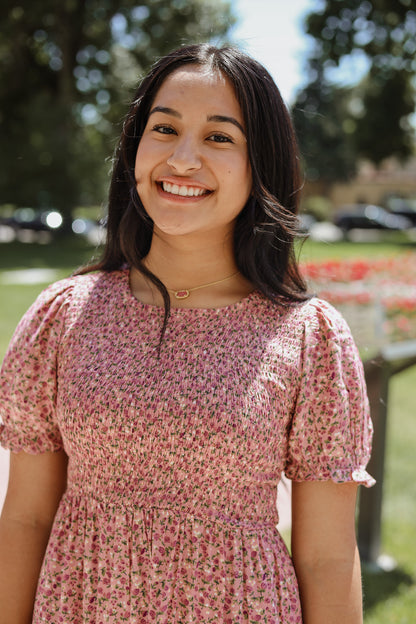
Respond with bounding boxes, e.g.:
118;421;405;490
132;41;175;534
174;289;190;299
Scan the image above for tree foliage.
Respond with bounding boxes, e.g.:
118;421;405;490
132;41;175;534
293;0;416;183
0;0;235;214
293;83;357;184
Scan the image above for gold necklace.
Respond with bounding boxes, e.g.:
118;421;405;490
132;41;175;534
167;271;239;300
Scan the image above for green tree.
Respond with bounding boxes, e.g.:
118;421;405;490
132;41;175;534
0;0;235;216
293;0;416;182
293;62;357;185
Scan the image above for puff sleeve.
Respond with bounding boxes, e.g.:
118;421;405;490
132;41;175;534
0;279;74;454
284;298;375;487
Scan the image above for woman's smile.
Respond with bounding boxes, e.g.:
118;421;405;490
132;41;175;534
156;177;213;200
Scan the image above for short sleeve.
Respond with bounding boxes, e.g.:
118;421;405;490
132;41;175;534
284;298;375;487
0;279;74;454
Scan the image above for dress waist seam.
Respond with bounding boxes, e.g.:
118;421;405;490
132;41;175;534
62;487;278;532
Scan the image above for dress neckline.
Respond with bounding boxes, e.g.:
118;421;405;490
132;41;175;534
120;267;261;314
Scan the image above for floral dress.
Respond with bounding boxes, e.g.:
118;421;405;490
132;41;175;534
0;269;374;623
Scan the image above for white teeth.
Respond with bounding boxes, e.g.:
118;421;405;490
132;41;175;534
162;182;207;197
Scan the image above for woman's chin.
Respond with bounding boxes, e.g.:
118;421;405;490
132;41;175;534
152;222;197;238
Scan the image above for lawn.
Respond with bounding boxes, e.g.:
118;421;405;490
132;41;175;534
0;235;415;622
0;236;98;354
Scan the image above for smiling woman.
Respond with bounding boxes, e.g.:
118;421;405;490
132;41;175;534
134;66;252;242
0;44;374;624
90;44;309;321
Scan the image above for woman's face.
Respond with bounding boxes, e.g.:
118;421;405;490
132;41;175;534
134;65;252;241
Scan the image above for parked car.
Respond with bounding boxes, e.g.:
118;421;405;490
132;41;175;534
71;217;106;245
384;197;416;227
334;204;412;233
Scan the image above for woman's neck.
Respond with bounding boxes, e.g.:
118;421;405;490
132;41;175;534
147;234;237;284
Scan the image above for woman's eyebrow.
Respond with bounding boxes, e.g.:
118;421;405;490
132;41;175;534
148;106;245;135
207;114;245;134
149;105;180;118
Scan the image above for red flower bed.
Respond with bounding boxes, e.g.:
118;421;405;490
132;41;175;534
301;252;416;348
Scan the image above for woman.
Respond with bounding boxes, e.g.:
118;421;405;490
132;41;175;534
0;44;374;623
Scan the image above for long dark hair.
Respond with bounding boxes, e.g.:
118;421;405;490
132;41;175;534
78;43;309;333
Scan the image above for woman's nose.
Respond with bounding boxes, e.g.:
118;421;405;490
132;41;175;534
166;136;202;173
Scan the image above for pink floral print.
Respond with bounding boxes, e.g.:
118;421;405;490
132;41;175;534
0;269;374;623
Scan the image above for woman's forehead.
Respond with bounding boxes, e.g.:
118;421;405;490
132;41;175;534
162;63;226;88
151;65;241;117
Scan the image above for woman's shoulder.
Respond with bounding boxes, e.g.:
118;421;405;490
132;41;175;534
14;269;125;334
258;294;353;346
291;297;358;355
256;293;344;326
35;269;124;306
27;272;94;316
295;296;347;328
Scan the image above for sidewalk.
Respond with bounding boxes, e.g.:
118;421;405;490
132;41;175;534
0;448;291;530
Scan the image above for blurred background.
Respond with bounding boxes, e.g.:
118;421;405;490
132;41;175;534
0;1;415;621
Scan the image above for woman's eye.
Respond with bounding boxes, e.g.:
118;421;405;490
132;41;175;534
208;134;233;144
152;125;176;135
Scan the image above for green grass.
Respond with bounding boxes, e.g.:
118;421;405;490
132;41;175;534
1;235;415;621
298;237;415;262
0;236;100;354
361;364;416;622
0;235;100;271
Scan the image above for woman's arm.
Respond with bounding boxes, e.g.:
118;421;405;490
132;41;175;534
0;449;67;624
291;480;363;624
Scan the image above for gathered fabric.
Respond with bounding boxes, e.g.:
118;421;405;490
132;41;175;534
0;270;374;623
